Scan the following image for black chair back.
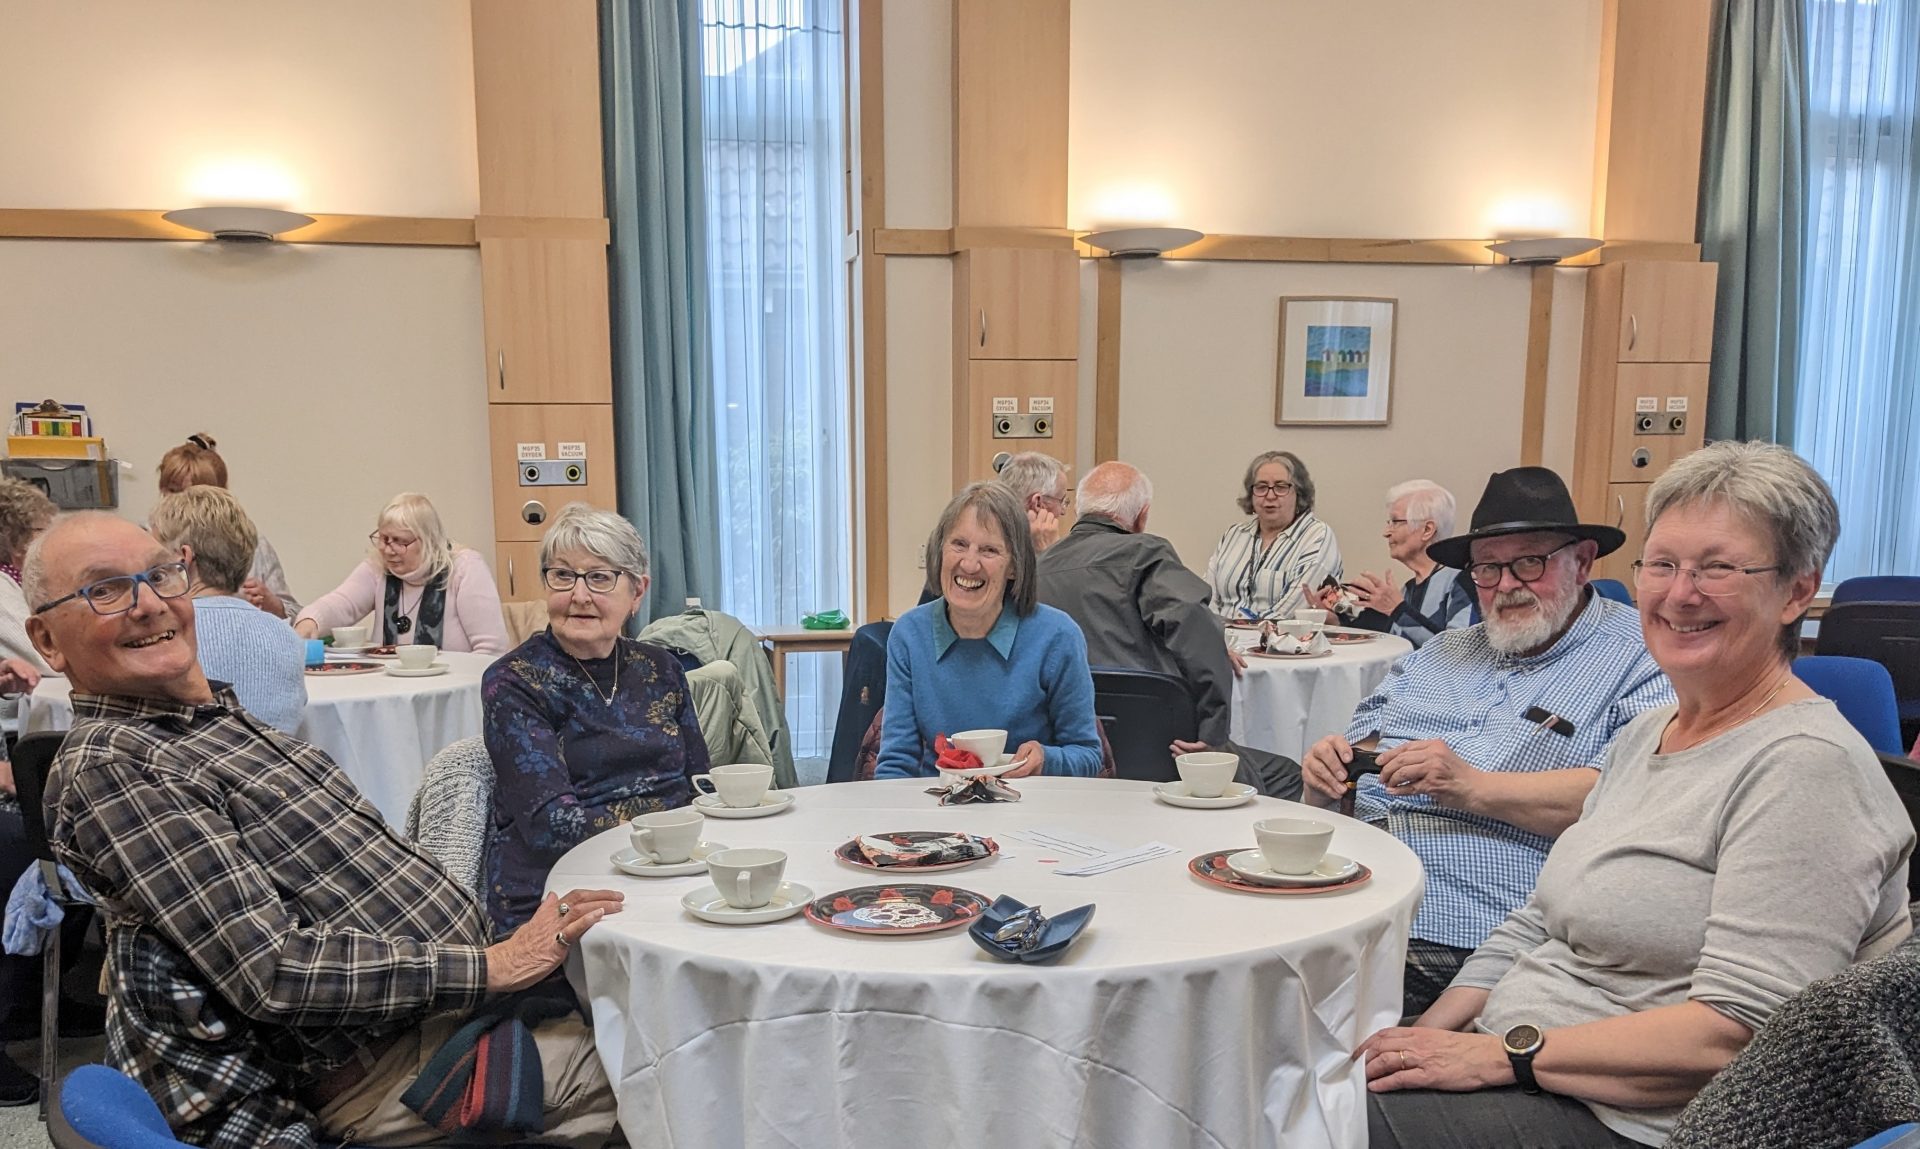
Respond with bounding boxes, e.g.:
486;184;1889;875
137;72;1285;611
1879;753;1920;901
1817;602;1920;721
12;731;66;884
1090;667;1198;783
827;621;894;783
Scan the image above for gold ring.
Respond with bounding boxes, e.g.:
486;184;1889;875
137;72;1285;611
555;931;570;948
558;902;571;917
1399;1050;1409;1070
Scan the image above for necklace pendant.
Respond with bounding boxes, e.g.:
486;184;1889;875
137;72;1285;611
396;616;412;635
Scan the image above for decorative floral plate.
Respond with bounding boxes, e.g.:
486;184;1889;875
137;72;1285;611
1324;630;1377;644
305;661;383;676
1187;849;1372;895
834;831;1000;873
802;884;991;935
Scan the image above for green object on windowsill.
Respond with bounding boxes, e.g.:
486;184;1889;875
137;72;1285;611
801;610;850;630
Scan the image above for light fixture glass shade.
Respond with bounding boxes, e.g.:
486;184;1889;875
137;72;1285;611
162;206;316;242
1080;227;1205;258
1486;237;1603;265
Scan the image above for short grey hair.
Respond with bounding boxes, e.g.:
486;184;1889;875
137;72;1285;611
0;478;57;568
21;510;122;611
924;482;1038;617
1236;450;1317;516
995;452;1069;505
539;502;650;580
1077;461;1153;527
1387;479;1456;539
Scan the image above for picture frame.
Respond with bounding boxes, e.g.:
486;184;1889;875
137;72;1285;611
1274;296;1397;426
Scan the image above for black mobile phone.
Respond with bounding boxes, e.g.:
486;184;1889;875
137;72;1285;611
1345;747;1383;779
1319;575;1341;590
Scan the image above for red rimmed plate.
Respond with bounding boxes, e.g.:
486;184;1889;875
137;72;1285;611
833;832;999;874
1325;630;1377;644
1188;849;1372;895
1245;648;1332;660
306;661;384;676
802;884;991;935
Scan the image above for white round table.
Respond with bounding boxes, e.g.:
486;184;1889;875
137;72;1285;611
22;650;492;827
1229;632;1413;763
548;776;1422;1149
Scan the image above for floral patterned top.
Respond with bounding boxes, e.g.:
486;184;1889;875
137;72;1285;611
482;628;710;932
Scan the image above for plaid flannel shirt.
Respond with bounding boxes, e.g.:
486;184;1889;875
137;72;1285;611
48;687;492;1149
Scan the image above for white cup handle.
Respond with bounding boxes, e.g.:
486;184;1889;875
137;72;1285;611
735;871;753;906
633;828;658;863
692;775;717;799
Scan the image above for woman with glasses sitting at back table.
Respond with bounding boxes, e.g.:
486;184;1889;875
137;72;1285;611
480;503;710;932
294;492;507;655
1204;449;1342;621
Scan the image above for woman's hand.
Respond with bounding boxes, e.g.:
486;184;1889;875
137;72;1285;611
0;657;41;696
240;577;288;618
1352;571;1403;616
1005;740;1046;778
484;889;624;994
294;618;320;640
1355;1026;1514;1093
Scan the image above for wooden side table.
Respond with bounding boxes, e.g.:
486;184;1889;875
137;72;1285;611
754;626;857;701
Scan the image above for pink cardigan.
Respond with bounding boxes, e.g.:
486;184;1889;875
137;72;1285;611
297;547;508;655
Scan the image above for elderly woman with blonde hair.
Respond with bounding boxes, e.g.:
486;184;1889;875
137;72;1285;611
295;492;507;654
482;503;710;931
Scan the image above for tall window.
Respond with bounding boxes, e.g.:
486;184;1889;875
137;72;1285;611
700;0;850;757
1795;0;1920;581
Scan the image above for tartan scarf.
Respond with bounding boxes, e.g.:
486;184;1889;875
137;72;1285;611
398;980;576;1134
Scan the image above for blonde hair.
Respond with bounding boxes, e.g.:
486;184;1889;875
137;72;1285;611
371;492;455;582
150;485;258;593
0;478;57;567
156;433;227;493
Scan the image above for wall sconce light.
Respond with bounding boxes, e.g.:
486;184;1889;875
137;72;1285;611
1080;227;1205;259
162;206;316;243
1486;237;1603;266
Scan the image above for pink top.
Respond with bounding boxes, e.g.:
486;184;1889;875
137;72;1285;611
297;547;508;655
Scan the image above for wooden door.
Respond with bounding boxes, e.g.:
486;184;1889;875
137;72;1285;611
1594;481;1652;585
495;539;546;602
963;248;1079;360
480;238;614;404
471;0;606;219
1616;262;1718;363
953;0;1069;228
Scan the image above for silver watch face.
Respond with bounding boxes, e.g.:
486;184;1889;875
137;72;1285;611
1504;1023;1543;1054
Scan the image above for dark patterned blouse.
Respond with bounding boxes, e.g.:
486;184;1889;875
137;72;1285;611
482;628;710;932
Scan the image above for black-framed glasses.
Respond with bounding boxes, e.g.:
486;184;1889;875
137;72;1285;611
1466;540;1576;588
1251;481;1295;498
1631;560;1780;597
33;560;191;616
368;531;420;550
543;567;627;594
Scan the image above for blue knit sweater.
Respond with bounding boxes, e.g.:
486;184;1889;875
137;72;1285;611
874;600;1102;778
191;595;308;733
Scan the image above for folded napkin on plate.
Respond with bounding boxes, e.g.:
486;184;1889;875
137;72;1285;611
1262;629;1329;655
856;833;994;867
932;734;984;772
926;776;1023;805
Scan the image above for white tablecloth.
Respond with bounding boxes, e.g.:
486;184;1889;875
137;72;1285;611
1230;633;1413;763
21;651;493;827
549;777;1423;1149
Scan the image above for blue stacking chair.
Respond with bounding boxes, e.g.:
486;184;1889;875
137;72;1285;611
1852;1125;1920;1149
1794;655;1905;756
1833;576;1920;605
50;1064;187;1149
1590;578;1633;605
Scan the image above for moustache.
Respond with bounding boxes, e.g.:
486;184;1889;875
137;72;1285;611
1492;589;1539;610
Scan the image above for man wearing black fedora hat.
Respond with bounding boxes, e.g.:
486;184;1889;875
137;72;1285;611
1302;467;1673;1016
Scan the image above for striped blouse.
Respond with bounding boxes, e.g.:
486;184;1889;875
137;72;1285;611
1203;512;1343;621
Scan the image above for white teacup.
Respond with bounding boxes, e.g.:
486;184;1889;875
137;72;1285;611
630;807;704;864
1174;751;1239;798
707;847;787;909
1253;817;1335;875
691;762;775;809
397;643;438;670
333;625;371;648
1292;608;1330;625
950;728;1008;766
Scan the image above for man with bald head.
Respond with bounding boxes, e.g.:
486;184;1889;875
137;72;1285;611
24;513;622;1148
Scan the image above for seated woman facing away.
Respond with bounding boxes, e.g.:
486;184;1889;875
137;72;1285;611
482;503;709;932
156;432;301;618
1360;440;1914;1149
875;482;1102;779
149;486;308;733
296;491;508;655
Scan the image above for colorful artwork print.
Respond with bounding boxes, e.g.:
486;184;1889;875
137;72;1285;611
1304;325;1374;397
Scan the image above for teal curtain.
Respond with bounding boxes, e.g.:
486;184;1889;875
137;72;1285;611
1699;0;1808;444
603;0;723;621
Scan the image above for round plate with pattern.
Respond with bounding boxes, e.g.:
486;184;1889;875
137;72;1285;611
833;832;1000;874
305;661;383;676
1324;630;1377;644
1187;849;1372;895
802;883;991;935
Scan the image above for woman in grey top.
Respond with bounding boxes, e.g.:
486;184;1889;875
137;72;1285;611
1359;441;1914;1148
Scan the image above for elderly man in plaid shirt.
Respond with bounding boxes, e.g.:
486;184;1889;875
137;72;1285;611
1301;469;1674;1018
23;512;624;1149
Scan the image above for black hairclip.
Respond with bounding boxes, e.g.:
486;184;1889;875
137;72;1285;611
1523;706;1576;737
186;434;214;451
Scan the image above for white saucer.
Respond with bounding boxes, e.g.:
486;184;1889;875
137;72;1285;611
1250;647;1332;660
681;881;812;925
692;791;796;819
384;663;449;678
935;752;1026;781
328;644;373;656
1225;849;1360;887
1153;781;1256;809
610;841;726;877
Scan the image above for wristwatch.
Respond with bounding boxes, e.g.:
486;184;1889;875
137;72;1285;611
1502;1023;1546;1094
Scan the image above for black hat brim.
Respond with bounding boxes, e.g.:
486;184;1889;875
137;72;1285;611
1426;519;1627;572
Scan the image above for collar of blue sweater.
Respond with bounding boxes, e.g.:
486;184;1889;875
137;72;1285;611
931;599;1021;660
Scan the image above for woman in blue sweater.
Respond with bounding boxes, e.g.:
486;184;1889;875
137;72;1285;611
875;482;1103;779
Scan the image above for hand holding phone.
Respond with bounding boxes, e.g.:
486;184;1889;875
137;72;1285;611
1345;747;1383;780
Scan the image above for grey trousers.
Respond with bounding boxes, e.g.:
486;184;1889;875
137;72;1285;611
1369;1086;1645;1149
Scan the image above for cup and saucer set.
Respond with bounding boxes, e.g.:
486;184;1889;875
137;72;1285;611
1188;817;1371;896
1153;751;1257;809
690;762;795;818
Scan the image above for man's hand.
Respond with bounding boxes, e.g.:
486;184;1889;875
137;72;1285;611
483;889;624;994
1376;739;1482;807
1004;740;1046;778
0;759;15;799
240;577;288;618
1226;646;1246;677
1352;571;1403;616
0;657;41;696
1027;505;1061;552
1169;738;1210;758
1301;734;1355;804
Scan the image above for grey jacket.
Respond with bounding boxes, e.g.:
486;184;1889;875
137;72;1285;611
640;607;794;788
1036;516;1234;746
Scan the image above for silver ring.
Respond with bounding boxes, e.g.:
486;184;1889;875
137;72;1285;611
558;901;571;917
555;931;569;948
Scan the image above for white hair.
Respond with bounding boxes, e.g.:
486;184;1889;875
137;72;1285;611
1387;479;1456;539
995;452;1068;504
1076;462;1154;527
539;503;651;579
21;511;124;611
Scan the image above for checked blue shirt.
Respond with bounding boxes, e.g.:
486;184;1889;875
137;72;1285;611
1348;592;1673;949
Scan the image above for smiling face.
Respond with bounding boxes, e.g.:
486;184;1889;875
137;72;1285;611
1249;460;1300;533
546;546;646;657
1638;500;1814;686
1471;530;1591;655
941;506;1012;621
26;516;209;704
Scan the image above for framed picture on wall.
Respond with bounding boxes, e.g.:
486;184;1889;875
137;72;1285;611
1274;296;1397;425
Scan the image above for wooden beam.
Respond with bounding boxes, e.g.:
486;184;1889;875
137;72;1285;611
1094;257;1122;462
855;0;890;622
1520;266;1556;466
873;227;954;255
474;216;610;242
0;208;477;246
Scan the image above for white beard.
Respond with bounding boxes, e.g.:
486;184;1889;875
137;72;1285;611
1484;580;1583;654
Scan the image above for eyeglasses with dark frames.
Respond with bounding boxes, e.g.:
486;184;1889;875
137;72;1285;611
1466;540;1577;589
33;559;192;616
543;567;627;594
1251;481;1295;498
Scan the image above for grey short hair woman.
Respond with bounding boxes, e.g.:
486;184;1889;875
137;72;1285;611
995;451;1072;552
874;482;1103;779
1361;441;1914;1149
1203;449;1343;620
481;503;710;931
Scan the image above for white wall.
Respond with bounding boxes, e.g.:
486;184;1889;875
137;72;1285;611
0;241;491;604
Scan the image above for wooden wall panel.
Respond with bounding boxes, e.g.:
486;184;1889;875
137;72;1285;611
953;0;1069;228
1591;0;1713;242
471;0;607;219
487;405;618;542
479;237;614;404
